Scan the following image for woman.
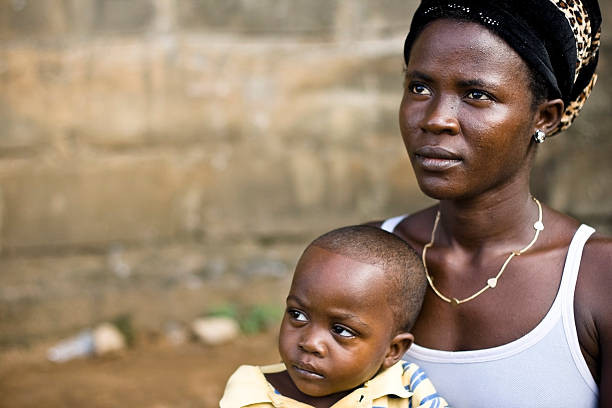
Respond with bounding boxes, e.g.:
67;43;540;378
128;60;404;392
377;1;611;407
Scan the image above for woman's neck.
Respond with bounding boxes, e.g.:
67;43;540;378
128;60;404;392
436;188;539;252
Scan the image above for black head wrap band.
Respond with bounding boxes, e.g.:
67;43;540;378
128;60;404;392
404;0;601;135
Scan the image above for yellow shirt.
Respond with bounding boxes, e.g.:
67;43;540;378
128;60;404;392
219;360;448;408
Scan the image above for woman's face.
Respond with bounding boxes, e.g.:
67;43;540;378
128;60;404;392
399;19;538;200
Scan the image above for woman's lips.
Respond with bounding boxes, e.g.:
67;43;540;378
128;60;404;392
414;146;462;171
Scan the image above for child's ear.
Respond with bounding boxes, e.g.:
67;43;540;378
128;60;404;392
382;332;414;369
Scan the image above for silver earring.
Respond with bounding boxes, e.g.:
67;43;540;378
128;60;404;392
533;129;546;143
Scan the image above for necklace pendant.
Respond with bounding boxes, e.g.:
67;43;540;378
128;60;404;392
422;197;543;306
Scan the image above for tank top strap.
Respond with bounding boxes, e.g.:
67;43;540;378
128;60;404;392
560;224;597;394
380;214;409;233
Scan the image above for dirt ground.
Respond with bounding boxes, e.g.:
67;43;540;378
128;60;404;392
0;329;280;408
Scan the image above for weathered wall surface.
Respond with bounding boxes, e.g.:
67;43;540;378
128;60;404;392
1;0;611;347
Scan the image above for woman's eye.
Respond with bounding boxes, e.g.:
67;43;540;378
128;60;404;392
410;83;431;96
332;325;355;338
288;309;308;322
466;90;491;100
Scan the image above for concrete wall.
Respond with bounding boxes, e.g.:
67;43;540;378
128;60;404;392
1;0;611;347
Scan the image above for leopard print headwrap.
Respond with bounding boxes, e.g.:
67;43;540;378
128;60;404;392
403;0;602;136
548;0;601;134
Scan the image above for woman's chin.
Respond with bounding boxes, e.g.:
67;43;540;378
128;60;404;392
415;179;463;201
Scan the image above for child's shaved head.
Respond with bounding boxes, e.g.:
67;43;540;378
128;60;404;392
308;225;426;332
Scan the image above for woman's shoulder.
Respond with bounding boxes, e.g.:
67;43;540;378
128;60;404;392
572;227;612;384
564;208;612;275
543;208;611;275
578;229;612;284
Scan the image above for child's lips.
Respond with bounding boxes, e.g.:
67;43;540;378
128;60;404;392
292;362;325;379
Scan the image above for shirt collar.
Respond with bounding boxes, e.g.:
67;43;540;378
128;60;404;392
222;364;283;407
318;362;413;408
362;361;412;400
231;361;412;407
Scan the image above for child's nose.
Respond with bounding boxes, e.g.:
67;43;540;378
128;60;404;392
298;327;326;356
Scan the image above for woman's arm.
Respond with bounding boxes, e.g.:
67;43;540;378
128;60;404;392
575;235;612;407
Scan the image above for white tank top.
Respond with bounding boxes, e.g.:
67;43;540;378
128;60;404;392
381;217;598;407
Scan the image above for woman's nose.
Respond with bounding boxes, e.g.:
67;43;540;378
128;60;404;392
298;328;326;357
420;94;460;135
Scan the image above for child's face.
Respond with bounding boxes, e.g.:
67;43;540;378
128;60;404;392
278;245;399;397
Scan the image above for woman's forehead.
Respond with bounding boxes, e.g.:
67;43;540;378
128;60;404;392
407;19;528;80
412;19;514;59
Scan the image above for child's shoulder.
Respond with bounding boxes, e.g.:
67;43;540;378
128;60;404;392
228;363;285;378
398;361;449;407
225;363;285;388
394;360;425;381
259;363;286;375
220;364;285;408
398;360;421;373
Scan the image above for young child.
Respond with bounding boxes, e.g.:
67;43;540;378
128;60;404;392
220;225;448;408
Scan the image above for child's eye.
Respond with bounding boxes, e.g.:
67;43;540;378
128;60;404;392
466;90;492;101
409;82;432;96
331;324;355;338
288;309;308;322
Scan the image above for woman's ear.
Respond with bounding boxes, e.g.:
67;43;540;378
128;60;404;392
534;98;564;135
382;332;414;369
